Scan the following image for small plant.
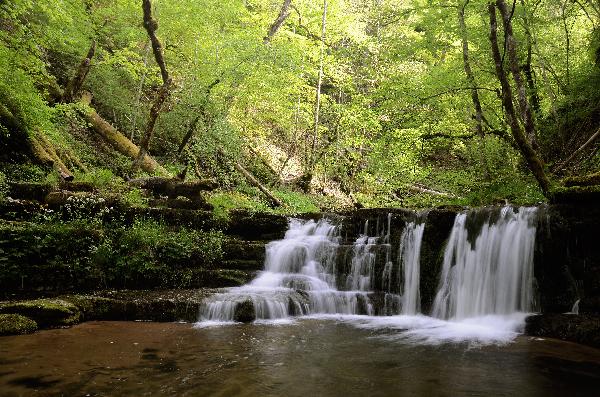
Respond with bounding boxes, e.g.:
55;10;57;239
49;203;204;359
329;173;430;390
121;188;147;207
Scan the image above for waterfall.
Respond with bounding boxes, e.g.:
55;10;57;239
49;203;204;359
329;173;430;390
200;205;539;336
431;207;538;320
399;221;425;315
200;219;374;322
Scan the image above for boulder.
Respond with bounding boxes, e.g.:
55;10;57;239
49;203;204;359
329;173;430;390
233;300;256;323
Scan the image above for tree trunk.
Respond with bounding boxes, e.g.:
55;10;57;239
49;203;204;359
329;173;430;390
264;0;292;44
142;0;169;84
218;148;282;207
176;79;221;155
134;0;172;172
62;40;96;103
458;1;484;139
30;135;74;181
309;0;327;178
0;103;73;180
80;93;170;176
177;115;201;155
496;0;539;151
489;3;550;196
553;127;600;172
519;0;541;115
458;0;491;180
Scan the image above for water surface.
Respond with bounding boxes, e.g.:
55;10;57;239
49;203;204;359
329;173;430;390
1;320;599;396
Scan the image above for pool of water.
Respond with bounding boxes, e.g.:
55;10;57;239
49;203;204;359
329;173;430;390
1;320;599;396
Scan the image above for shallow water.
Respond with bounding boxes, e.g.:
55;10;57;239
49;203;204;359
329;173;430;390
1;320;599;397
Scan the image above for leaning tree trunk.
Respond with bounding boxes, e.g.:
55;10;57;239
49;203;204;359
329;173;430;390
458;0;490;180
80;93;170;176
0;103;74;180
458;1;484;139
519;0;541;116
264;0;292;44
218;148;282;207
496;0;539;151
133;0;172;172
553;126;600;172
62;40;96;103
489;3;550;196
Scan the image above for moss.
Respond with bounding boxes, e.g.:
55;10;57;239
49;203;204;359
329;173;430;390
0;313;37;336
233;299;255;323
0;299;81;327
60;295;119;320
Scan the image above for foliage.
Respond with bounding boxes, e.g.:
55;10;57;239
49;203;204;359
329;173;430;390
0;0;599;208
0;220;225;292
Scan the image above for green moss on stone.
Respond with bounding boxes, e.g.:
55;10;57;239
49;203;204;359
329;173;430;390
0;313;38;335
0;299;82;327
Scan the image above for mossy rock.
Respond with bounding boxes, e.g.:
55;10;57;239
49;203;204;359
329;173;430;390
0;313;38;336
60;295;122;320
233;299;256;323
0;299;82;328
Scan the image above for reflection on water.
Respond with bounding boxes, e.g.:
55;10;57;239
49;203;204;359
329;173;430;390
1;320;599;396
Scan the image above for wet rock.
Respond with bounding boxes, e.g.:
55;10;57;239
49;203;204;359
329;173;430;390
535;204;600;313
0;313;38;335
419;208;458;313
0;299;81;328
525;313;600;349
234;300;256;323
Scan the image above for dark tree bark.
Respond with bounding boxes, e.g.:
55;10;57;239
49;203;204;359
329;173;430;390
178;116;201;155
264;0;292;44
458;1;484;139
62;40;96;103
176;79;220;155
496;0;539;151
134;0;172;172
458;0;491;180
142;0;169;84
519;0;541;115
307;0;327;184
489;3;550;196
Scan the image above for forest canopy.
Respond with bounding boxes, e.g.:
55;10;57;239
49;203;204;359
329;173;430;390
1;0;599;210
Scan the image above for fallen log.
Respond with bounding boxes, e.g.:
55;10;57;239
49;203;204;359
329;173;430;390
79;92;170;176
30;135;74;181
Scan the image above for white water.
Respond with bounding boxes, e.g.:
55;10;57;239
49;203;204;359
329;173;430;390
432;207;538;320
198;207;540;345
399;221;425;315
200;219;372;322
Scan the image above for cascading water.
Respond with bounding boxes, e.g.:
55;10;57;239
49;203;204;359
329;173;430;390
200;219;373;322
399;220;425;315
200;206;541;345
432;206;538;320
